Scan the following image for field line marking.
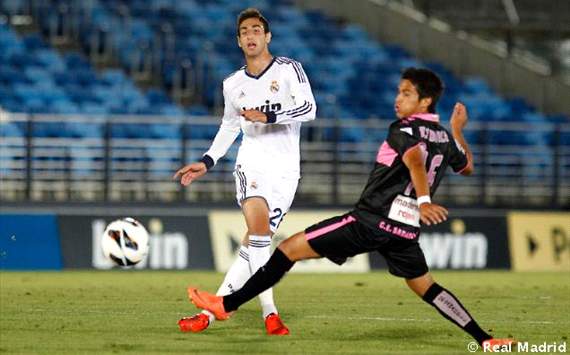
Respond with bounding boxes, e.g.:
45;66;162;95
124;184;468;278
305;315;556;325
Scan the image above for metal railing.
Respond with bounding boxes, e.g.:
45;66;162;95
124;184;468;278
1;113;569;208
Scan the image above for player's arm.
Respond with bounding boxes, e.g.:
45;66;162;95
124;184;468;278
173;86;240;186
450;103;474;176
242;61;316;124
402;147;449;226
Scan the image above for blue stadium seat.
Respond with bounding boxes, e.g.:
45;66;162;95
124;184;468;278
0;1;559;158
186;124;218;140
81;103;109;116
0;122;24;137
51;100;81;114
463;76;493;95
186;105;210;116
149;123;182;139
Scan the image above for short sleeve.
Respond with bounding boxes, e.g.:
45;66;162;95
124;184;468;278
448;138;469;173
386;122;421;157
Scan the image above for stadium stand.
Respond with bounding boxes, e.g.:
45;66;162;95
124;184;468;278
2;1;566;128
0;0;568;205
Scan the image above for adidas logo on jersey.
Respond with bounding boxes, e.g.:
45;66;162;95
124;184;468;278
242;100;282;113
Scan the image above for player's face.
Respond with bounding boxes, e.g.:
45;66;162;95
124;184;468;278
395;79;431;118
237;18;271;57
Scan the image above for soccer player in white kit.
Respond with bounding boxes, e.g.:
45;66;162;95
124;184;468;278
174;8;316;335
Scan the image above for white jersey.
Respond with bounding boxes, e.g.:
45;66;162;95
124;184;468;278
203;56;316;179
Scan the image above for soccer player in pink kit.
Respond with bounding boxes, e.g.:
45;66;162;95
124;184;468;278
188;68;514;349
174;8;316;335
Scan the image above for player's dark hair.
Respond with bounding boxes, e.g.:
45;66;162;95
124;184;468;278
402;67;444;113
237;8;270;36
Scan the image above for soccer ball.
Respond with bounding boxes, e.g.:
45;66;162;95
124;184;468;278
101;217;149;267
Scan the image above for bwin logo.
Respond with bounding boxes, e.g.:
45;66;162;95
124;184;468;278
242;100;282;113
419;220;488;269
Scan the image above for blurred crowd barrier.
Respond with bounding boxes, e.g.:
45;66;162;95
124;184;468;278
2;113;569;208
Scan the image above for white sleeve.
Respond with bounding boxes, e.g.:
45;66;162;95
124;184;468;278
267;61;316;125
202;85;241;169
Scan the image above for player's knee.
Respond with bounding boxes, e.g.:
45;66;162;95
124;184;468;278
245;216;271;235
405;273;434;297
278;232;311;262
277;238;296;260
242;199;271;235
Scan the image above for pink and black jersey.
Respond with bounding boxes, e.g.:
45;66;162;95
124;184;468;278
352;113;469;232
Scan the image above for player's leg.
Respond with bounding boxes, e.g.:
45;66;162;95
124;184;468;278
241;171;298;334
180;167;256;333
407;273;515;348
241;197;272;305
380;239;492;344
386;240;514;348
189;213;363;319
215;234;251;297
224;230;322;311
407;273;492;344
241;196;291;334
179;233;251;332
381;239;494;344
208;233;251;320
189;230;320;320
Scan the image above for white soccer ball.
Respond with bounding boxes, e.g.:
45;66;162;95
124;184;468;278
101;218;149;267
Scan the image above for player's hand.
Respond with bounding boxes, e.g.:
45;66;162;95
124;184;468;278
241;109;267;123
419;203;448;226
173;162;207;186
450;102;468;133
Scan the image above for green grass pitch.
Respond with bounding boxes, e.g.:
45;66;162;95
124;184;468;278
1;271;568;354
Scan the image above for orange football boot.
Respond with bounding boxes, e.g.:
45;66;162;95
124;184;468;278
178;313;210;333
265;313;290;335
188;287;232;320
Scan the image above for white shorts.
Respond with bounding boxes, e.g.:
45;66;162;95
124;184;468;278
233;164;299;233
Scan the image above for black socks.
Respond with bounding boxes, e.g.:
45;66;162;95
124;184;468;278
223;248;295;312
422;282;492;345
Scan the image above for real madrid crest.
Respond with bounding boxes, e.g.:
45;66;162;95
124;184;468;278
270;80;279;93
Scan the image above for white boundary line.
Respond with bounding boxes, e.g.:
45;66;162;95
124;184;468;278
306;315;557;325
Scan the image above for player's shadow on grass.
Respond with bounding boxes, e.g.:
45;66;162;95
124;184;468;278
179;310;457;351
342;326;459;348
297;326;460;351
332;326;432;341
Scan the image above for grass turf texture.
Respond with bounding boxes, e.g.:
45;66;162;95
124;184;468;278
0;271;568;354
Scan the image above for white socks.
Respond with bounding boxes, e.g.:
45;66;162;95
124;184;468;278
248;235;278;318
202;235;278;324
215;246;251;296
201;245;251;324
